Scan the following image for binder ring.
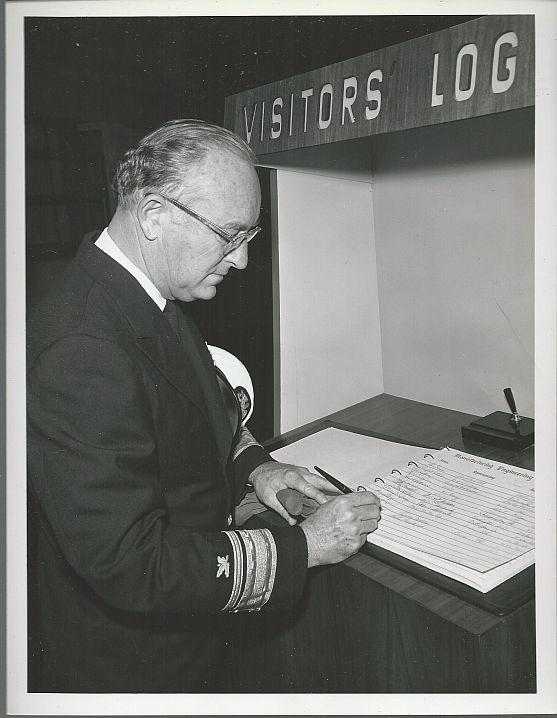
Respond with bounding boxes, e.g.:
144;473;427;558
373;478;385;484
357;485;367;491
391;469;402;475
424;453;434;459
408;461;419;467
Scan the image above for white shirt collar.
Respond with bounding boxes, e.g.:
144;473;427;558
95;228;166;311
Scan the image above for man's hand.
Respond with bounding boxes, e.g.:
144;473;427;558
300;492;381;567
248;461;332;526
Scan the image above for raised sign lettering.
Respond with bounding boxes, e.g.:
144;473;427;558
225;15;533;155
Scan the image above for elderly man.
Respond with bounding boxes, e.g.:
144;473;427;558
27;119;381;692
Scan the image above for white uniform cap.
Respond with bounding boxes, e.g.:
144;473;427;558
207;345;254;424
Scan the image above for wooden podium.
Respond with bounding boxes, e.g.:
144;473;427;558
230;394;535;693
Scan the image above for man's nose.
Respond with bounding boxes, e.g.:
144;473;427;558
226;240;249;270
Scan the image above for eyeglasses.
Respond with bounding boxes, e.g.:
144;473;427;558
159;193;261;255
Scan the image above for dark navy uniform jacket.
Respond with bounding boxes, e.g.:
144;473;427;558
27;237;307;692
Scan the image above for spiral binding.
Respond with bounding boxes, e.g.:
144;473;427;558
372;451;438;485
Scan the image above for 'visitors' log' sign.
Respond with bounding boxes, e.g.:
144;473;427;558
223;15;534;156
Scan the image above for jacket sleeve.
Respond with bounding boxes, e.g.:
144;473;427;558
27;334;307;615
232;426;275;484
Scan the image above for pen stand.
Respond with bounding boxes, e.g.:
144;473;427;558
461;411;534;450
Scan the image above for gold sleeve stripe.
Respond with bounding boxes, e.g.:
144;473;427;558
232;426;261;460
221;529;277;612
238;529;277;611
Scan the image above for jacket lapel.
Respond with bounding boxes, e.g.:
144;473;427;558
134;332;210;427
174;308;235;467
75;238;227;455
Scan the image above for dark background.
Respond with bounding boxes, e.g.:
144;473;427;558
25;14;476;439
26;15;476;127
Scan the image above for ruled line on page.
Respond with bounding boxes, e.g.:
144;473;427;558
366;454;534;571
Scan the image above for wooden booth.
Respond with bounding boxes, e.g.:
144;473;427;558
224;15;535;693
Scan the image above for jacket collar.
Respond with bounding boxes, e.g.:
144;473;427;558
76;235;166;340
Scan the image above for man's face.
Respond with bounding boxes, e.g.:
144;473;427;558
147;149;261;302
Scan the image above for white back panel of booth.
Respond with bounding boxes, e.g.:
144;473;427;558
274;170;383;433
372;110;534;418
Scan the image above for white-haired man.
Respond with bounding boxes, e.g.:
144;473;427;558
27;119;381;692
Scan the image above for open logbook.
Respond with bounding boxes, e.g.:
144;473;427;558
271;427;535;593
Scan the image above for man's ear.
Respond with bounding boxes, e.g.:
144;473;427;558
137;194;164;241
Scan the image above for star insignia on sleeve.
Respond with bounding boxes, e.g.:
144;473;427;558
216;555;230;579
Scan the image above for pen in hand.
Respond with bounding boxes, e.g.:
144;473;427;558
276;467;366;521
314;466;353;495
